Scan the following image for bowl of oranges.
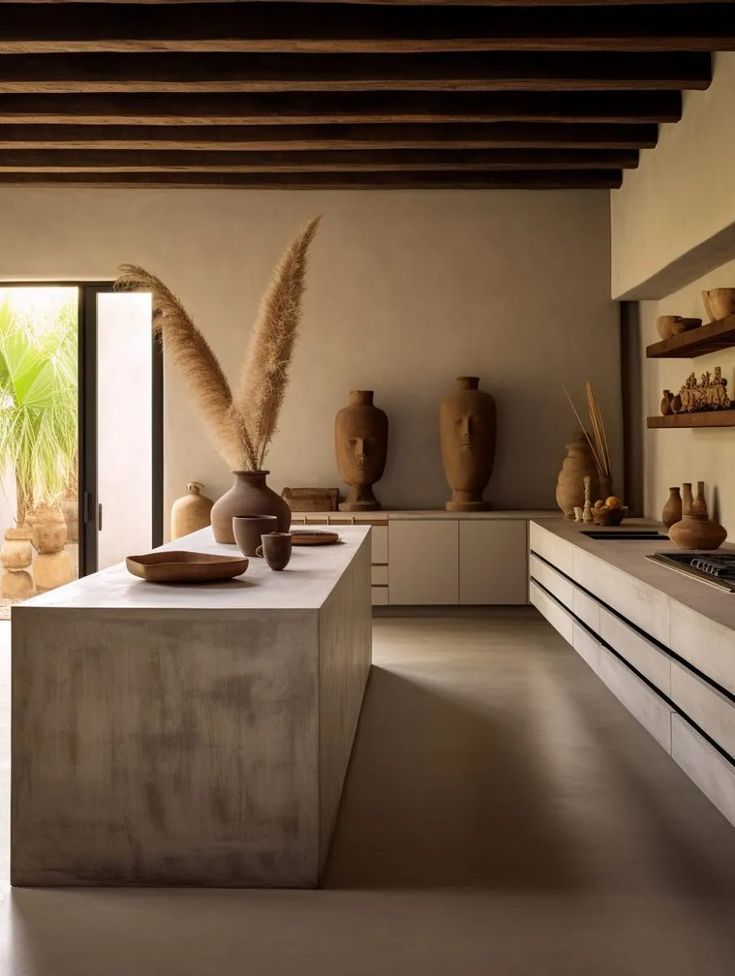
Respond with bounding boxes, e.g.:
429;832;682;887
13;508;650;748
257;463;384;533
591;496;628;526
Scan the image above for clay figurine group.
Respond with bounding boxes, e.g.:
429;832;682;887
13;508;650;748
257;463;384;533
661;366;733;416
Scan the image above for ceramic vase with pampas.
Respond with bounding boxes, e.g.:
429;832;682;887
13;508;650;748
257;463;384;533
557;382;614;517
116;216;320;544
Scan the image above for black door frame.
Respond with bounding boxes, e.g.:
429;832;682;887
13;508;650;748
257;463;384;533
0;281;163;578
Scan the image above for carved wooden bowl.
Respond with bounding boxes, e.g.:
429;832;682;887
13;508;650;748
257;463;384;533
126;551;249;583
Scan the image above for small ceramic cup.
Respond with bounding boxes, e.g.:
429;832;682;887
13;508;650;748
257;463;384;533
573;506;584;522
256;532;293;571
232;515;278;556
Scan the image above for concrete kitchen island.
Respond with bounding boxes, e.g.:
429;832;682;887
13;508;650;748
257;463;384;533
11;525;372;888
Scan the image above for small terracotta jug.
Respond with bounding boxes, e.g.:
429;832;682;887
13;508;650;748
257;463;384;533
681;482;693;516
661;487;682;530
692;480;708;517
660;390;674;416
171;482;214;540
669;515;727;550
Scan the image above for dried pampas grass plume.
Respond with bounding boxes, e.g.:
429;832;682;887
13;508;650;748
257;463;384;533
114;215;320;472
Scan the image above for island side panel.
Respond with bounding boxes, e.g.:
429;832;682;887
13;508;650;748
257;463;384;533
12;607;320;887
318;532;372;874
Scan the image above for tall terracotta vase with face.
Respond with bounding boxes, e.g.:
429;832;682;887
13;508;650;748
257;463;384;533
440;377;496;511
336;391;389;511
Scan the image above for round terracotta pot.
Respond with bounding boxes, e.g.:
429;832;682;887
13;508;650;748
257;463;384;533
171;482;214;540
669;514;727;550
1;527;33;570
210;471;291;545
28;506;67;554
439;376;496;511
335;390;389;512
555;432;601;518
1;568;34;601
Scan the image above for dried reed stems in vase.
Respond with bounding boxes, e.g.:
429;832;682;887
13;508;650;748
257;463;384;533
115;216;320;472
563;382;613;488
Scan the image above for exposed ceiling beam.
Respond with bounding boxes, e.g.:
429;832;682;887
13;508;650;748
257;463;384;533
0;170;624;188
0;147;639;171
15;1;735;6
0;91;683;125
0;4;730;54
0;52;711;93
0;122;658;149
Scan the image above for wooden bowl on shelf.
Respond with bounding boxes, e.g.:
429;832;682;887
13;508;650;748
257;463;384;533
591;505;628;527
702;288;735;321
656;315;701;340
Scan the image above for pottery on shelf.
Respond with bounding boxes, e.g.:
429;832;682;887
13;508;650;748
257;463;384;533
210;471;291;545
661;487;683;529
660;390;674;416
440;376;496;512
336;390;389;512
681;482;694;516
171;482;214;540
692;480;708;516
555;431;601;519
656;316;702;340
702;288;735;321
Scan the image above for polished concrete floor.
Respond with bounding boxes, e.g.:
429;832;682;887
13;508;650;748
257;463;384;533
0;610;733;975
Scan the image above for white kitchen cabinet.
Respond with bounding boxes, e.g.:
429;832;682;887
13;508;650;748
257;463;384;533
460;520;528;605
389;520;459;605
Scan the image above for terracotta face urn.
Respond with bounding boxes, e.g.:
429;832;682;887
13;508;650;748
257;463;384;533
661;487;682;530
210;471;291;545
440;376;496;512
171;482;214;540
556;431;601;518
335;390;389;512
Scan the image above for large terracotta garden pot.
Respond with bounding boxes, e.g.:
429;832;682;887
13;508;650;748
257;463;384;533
335;390;389;512
1;526;35;600
28;505;67;554
210;471;291;545
555;431;602;518
171;482;214;540
439;376;496;511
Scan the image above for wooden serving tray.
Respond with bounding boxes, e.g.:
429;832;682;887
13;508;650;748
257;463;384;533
291;530;341;546
126;551;249;583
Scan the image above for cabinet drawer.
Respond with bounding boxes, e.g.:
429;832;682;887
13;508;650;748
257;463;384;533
671;716;735;827
670;661;735;760
529;553;573;610
371;525;389;565
371;565;388;586
389;520;458;605
572;621;601;671
460;520;527;605
371;586;389;607
530;580;574;645
595;643;673;752
599;606;670;695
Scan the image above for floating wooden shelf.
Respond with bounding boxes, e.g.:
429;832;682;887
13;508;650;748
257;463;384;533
646;314;735;359
648;410;735;429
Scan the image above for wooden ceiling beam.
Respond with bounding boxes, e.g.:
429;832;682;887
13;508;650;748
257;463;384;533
0;91;682;125
0;122;658;150
16;1;735;7
0;169;624;189
0;147;639;172
0;4;730;54
0;52;710;93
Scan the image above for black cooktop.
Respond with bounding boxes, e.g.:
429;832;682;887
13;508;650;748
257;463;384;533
647;551;735;593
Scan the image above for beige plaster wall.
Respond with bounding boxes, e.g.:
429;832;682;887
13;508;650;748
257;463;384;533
0;187;621;521
640;258;735;538
611;53;735;300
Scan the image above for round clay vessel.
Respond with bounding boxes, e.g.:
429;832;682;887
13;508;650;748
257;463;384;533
1;527;33;570
1;568;34;601
335;390;388;512
28;505;67;554
211;471;291;545
33;549;73;592
661;487;682;530
660;390;673;416
171;482;214;540
555;431;601;519
440;376;496;511
702;288;735;321
669;514;727;550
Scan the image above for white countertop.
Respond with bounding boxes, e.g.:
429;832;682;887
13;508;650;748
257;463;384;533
532;518;735;636
15;525;370;612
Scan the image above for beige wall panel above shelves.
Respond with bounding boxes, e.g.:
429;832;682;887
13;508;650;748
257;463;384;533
389;520;458;606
